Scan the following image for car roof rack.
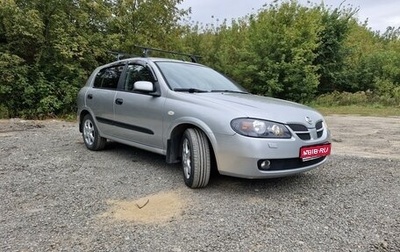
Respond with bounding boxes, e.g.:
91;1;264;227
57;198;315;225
135;45;201;63
108;51;137;61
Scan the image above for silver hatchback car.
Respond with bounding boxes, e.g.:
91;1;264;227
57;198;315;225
77;56;331;188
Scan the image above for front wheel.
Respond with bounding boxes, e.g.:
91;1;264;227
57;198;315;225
82;114;106;151
181;128;211;188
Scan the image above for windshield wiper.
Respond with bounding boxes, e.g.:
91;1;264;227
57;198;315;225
174;88;209;93
210;90;249;94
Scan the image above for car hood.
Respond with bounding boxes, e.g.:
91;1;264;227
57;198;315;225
192;93;324;127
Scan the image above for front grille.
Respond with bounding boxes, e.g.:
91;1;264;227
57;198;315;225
296;132;311;140
287;120;324;141
316;121;324;138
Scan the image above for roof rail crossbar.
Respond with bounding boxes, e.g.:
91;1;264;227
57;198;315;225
135;45;201;63
108;51;136;61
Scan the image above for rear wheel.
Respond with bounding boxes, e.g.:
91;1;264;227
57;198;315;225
181;128;211;188
82;114;106;151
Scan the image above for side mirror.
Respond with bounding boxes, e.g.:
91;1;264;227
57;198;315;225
134;81;154;92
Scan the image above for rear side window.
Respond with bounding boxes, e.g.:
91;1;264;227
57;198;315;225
93;66;124;89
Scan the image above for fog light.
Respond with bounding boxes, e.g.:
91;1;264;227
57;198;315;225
259;160;271;170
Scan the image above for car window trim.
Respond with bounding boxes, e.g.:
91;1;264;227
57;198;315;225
92;62;126;90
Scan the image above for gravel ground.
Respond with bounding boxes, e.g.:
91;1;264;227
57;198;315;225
1;116;399;251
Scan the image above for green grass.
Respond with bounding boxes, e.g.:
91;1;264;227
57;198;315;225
312;105;400;117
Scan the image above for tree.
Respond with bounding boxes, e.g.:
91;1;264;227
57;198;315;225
0;0;189;118
313;4;356;93
107;0;189;54
236;1;322;102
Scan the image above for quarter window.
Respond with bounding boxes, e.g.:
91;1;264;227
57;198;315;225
93;66;123;89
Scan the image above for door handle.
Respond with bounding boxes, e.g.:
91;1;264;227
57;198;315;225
115;98;123;105
87;94;93;99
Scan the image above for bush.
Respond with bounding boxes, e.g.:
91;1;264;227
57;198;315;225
314;90;399;107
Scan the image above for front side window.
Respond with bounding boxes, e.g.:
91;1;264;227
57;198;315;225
93;65;123;90
124;64;154;91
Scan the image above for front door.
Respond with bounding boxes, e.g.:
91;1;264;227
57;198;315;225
113;63;165;149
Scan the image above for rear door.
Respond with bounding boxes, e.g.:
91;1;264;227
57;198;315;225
113;62;166;149
85;63;125;136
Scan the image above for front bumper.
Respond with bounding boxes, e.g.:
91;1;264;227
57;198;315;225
213;132;330;179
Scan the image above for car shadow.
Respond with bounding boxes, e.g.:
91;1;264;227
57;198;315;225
100;141;320;192
104;141;166;163
207;172;317;190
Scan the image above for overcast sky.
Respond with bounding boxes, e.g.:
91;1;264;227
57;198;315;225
179;0;400;32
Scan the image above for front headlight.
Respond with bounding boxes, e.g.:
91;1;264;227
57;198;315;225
231;118;291;138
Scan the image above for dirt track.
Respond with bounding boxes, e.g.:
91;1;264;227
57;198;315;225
1;115;399;251
326;115;400;160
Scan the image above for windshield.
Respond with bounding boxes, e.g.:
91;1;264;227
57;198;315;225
155;61;247;92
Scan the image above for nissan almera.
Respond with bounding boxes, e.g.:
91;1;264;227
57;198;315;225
77;56;331;188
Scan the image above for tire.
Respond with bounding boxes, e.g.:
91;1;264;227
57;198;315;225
181;128;211;188
82;114;106;151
